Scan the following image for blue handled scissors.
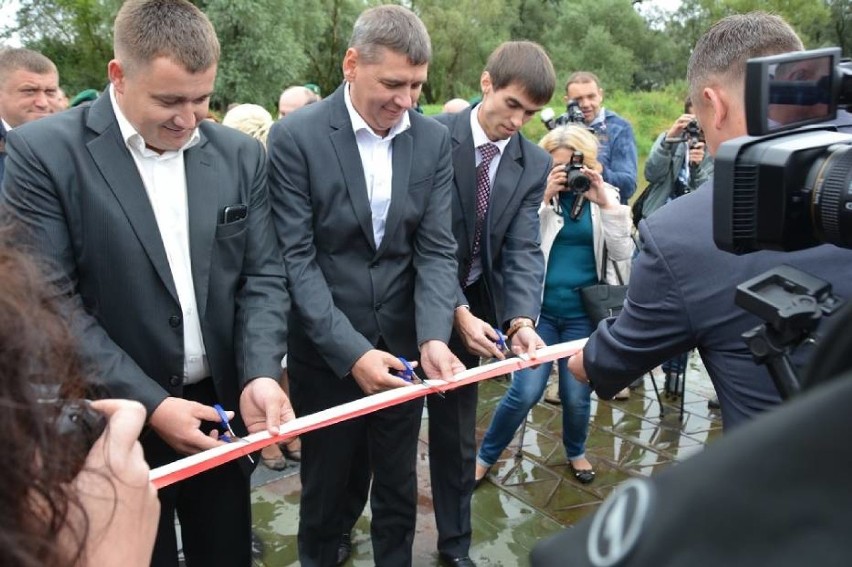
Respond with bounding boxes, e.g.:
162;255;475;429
214;404;254;463
393;356;416;382
393;356;444;397
494;327;510;354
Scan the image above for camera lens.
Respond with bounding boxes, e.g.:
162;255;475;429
810;144;852;249
566;168;591;193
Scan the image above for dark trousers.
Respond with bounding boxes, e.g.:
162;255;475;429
427;277;489;556
340;280;490;557
291;355;423;567
143;379;252;567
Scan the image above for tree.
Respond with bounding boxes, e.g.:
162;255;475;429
201;0;309;111
1;0;120;96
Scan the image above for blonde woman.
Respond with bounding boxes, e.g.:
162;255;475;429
475;125;634;485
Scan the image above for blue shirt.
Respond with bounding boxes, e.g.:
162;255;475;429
541;199;598;318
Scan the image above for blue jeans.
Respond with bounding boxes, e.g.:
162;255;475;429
477;313;594;465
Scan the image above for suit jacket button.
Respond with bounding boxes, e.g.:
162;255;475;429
169;375;182;387
169;315;182;328
374;303;382;311
370;262;379;269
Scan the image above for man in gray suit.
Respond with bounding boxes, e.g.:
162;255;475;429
428;41;554;566
267;5;463;566
1;1;292;565
568;12;852;430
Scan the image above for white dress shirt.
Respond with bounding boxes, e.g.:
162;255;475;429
110;86;209;385
343;83;411;247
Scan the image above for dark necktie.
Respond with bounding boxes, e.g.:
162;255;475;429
462;142;499;286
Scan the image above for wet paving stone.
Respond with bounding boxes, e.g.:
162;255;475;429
247;352;723;565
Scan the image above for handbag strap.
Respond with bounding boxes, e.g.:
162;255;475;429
600;242;625;285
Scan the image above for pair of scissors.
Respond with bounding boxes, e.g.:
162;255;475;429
214;404;255;463
494;327;510;354
393;356;445;397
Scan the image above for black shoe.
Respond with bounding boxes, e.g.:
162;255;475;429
707;395;721;409
438;553;476;567
568;461;595;485
336;532;352;566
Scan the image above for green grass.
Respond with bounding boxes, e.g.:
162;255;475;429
421;86;689;203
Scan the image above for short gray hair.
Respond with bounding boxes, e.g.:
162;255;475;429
687;12;802;106
349;5;431;65
114;0;220;76
0;48;57;86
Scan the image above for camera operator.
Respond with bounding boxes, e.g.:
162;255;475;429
564;71;638;203
567;12;852;431
0;243;157;567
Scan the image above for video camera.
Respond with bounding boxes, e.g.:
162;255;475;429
713;47;852;254
540;99;587;131
713;47;852;398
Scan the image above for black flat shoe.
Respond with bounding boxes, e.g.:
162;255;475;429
473;466;491;490
568;461;595;485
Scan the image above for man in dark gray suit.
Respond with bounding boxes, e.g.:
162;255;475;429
267;5;463;566
1;1;292;565
568;12;852;430
428;41;554;567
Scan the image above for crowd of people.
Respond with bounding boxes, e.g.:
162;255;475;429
0;1;848;566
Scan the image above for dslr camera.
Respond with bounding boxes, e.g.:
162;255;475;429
665;118;705;148
564;151;591;194
714;47;852;254
541;100;587;131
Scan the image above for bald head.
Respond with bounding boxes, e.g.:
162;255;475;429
278;85;319;118
442;98;470;114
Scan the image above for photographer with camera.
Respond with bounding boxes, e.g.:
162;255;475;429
567;12;852;431
0;243;158;567
638;98;714;221
475;124;633;488
564;72;638;203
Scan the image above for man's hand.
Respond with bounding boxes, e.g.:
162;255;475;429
688;141;706;166
568;350;589;383
419;339;466;381
240;376;296;436
148;396;227;455
454;307;504;359
666;113;695;141
67;400;159;567
510;325;545;360
351;349;412;395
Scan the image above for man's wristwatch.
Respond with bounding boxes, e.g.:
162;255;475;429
506;317;535;340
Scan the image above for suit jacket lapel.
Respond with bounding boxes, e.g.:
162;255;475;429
185;134;217;319
85;96;179;304
488;134;523;234
451;109;477;253
376;127;412;258
329;87;376;250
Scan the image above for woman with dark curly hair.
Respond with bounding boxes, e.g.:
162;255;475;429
0;242;158;567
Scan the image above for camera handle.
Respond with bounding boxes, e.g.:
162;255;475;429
741;321;810;400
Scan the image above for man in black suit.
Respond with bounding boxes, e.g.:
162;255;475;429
1;1;293;565
267;5;463;566
429;41;555;566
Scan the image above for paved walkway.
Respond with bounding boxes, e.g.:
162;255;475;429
248;353;722;566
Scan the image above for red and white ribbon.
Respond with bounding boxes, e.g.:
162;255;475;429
150;339;586;489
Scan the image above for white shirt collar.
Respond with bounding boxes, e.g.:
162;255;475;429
589;107;606;127
343;82;410;141
470;104;510;154
109;84;200;156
